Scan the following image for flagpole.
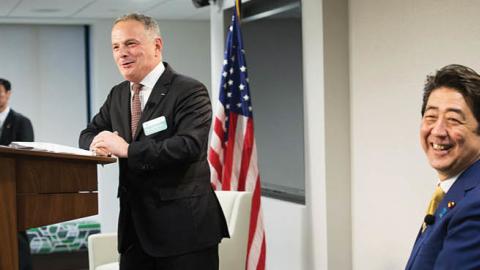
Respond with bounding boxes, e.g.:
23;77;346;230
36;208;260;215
235;0;241;19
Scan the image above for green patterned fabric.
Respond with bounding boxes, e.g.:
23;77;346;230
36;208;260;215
27;220;100;254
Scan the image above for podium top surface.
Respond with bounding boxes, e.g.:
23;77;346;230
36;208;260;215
0;146;116;164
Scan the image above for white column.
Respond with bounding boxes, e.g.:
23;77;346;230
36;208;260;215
302;0;329;269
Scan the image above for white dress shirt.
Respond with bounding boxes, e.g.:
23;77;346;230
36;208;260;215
130;62;165;111
438;173;461;194
0;106;10;137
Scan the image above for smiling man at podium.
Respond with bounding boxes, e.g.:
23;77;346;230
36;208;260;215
79;13;228;270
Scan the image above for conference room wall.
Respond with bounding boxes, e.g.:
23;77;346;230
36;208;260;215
0;25;87;147
350;0;480;269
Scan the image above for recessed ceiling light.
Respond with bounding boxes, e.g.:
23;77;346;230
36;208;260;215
32;8;61;13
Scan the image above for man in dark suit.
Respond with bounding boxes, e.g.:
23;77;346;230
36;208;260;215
79;13;229;270
406;64;480;269
0;78;34;270
0;79;34;145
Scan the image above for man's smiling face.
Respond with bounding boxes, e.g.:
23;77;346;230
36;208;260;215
111;19;162;83
420;87;480;180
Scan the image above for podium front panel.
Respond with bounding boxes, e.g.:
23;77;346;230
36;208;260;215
16;158;97;193
16;193;98;230
0;157;19;270
0;147;115;270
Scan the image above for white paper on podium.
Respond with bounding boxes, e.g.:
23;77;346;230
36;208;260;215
9;142;94;156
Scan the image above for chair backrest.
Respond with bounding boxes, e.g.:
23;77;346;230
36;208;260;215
88;232;118;270
215;191;252;270
88;191;252;270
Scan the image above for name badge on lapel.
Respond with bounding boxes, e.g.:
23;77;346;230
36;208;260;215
143;116;167;136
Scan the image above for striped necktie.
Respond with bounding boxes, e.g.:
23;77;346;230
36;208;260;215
422;185;445;232
131;83;143;139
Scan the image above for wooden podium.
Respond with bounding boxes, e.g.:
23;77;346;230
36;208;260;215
0;146;116;270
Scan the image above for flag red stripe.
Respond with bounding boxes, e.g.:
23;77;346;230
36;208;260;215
237;118;254;191
257;235;266;270
213;116;224;142
246;176;262;265
222;112;238;190
208;147;223;183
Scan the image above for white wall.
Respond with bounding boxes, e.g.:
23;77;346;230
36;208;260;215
323;0;351;268
0;25;87;147
350;0;480;269
301;0;327;267
89;19;212;233
262;197;307;270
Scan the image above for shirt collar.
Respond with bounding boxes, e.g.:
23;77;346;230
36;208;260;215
130;62;165;90
0;106;10;123
438;172;461;193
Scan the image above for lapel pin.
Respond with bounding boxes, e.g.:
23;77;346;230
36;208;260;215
439;207;447;218
447;201;456;209
6;124;11;129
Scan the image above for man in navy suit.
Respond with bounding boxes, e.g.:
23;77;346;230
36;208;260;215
0;78;34;270
406;64;480;269
79;13;228;270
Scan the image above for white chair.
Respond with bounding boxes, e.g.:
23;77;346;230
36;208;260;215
87;232;118;270
88;191;252;270
216;191;252;270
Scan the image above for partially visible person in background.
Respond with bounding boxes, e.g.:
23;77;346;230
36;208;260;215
0;78;34;270
0;78;34;144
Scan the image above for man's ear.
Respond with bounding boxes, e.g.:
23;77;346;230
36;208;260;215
155;37;163;56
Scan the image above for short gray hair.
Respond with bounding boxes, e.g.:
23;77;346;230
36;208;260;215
114;13;161;38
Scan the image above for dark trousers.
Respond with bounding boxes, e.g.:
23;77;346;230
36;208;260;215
119;204;220;270
120;243;219;270
18;231;33;270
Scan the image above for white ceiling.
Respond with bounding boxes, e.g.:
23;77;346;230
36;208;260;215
0;0;211;21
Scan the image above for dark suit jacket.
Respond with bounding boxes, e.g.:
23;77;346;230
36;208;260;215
406;159;480;270
79;63;229;257
0;109;34;145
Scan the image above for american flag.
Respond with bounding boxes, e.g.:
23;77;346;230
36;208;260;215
208;8;266;270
